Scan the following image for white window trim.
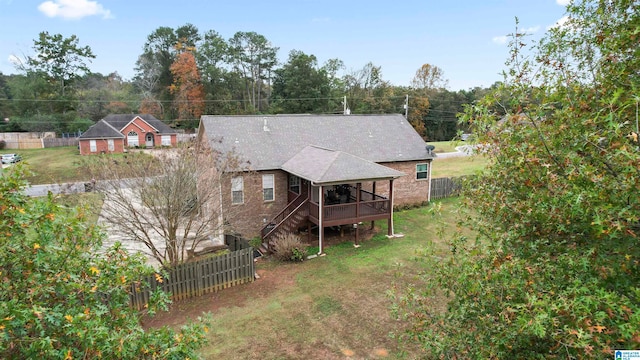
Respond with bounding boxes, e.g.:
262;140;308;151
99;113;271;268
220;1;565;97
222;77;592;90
416;163;429;180
161;135;171;146
231;176;244;204
89;140;97;152
107;139;114;151
262;174;275;202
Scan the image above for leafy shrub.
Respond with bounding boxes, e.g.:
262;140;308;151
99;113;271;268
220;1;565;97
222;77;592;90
0;166;209;359
272;233;307;262
249;236;262;249
0;139;5;150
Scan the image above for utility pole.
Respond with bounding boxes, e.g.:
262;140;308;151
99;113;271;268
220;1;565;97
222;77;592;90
404;94;409;119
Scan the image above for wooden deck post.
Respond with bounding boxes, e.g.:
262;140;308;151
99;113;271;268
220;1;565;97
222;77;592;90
355;183;361;219
371;181;376;230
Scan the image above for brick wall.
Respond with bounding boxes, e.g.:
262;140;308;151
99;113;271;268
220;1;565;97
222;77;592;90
121;119;176;148
361;160;432;206
221;169;290;238
79;138;125;155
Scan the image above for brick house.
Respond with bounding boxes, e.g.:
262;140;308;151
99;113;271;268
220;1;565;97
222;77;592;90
78;114;177;155
197;114;435;254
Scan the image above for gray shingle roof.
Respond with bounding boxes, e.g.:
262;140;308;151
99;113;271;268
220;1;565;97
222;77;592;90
102;114;176;134
79;119;125;139
282;146;405;184
199;114;433;171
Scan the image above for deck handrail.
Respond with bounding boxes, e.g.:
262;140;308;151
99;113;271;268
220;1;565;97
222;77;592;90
261;192;308;238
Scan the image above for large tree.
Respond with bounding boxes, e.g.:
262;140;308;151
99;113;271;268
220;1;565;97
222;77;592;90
26;32;95;98
401;2;640;358
82;145;252;268
343;62;404;114
134;24;203;120
271;50;336;113
0;166;208;358
407;63;449;139
169;50;205;127
227;31;278;112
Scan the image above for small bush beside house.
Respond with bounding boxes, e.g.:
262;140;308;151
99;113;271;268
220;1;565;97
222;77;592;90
272;233;308;262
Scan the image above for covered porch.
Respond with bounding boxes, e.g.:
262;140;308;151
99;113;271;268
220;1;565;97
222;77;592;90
309;183;392;227
262;145;405;254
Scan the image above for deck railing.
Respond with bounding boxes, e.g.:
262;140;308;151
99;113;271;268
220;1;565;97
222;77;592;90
309;199;390;223
261;192;308;239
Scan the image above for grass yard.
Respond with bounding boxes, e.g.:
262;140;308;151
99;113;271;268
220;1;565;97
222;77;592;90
54;192;104;224
4;147;86;184
432;155;489;178
3;147;158;185
426;140;460;153
144;198;463;359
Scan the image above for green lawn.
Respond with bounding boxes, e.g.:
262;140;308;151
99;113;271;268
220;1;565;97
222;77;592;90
432;155;489;178
54;192;104;224
426;140;460;153
146;198;462;359
4;147;86;185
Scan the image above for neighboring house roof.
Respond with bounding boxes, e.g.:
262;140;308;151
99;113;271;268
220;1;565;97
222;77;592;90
282;146;405;185
79;119;125;140
102;114;176;135
200;114;434;171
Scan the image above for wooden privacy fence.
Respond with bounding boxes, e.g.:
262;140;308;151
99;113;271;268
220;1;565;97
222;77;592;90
130;247;255;310
430;176;465;200
43;137;79;148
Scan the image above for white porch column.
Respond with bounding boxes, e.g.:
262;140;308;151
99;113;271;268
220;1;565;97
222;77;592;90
318;185;324;255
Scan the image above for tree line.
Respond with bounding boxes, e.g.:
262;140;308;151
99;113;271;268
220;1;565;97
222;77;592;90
0;25;497;140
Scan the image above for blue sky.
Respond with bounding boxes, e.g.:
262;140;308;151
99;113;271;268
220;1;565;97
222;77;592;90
0;0;570;91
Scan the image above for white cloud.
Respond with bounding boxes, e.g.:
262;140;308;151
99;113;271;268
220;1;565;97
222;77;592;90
492;25;539;45
38;0;112;20
556;0;571;5
8;54;21;66
492;35;508;45
547;15;570;30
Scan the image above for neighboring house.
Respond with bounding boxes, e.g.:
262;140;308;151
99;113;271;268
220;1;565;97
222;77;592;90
197;114;435;254
78;114;177;155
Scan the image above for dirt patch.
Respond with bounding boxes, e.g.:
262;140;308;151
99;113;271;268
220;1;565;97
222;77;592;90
141;228;379;329
141;258;299;329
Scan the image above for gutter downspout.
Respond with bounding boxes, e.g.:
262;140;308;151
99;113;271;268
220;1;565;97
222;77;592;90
427;160;432;202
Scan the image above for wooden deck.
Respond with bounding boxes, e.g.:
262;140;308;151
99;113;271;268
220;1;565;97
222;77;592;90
308;199;390;227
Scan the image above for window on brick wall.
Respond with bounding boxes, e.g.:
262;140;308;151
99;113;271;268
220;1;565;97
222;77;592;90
89;140;97;152
416;163;429;180
263;174;274;202
289;175;300;194
108;139;114;151
231;176;244;204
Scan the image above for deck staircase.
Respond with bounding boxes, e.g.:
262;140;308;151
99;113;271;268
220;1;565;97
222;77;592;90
260;194;309;254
